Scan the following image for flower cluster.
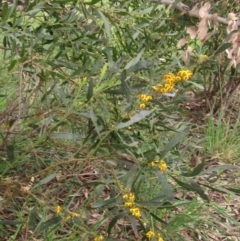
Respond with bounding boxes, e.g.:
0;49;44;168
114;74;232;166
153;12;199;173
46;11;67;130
146;230;164;241
2;123;10;131
56;205;62;214
94;235;104;241
123;192;141;218
152;70;193;94
55;205;80;221
139;94;153;109
197;54;208;64
150;160;167;172
177;70;193;81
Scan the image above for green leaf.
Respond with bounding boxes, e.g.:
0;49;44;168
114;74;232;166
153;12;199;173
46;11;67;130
91;197;120;208
200;164;238;175
191;160;205;176
50;132;84;140
107;212;128;237
6;144;15;162
115;110;154;130
39;216;62;230
143;150;157;162
85;0;102;5
90;107;101;136
170;175;209;202
33;173;56;188
188;179;209;202
125;48;145;70
156;171;174;200
2;2;10;23
8;59;17;72
188;81;204;90
104;89;123;95
86;79;94;101
149;212;167;224
160;127;189;158
0;220;24;225
99;63;108;83
128;215;139;237
97;10;111;39
226;187;240;195
9;0;17;17
127;60;153;73
28;206;40;229
213;43;232;56
137;201;164;208
121;70;131;102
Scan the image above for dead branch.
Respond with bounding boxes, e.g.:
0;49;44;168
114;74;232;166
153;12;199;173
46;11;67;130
151;0;240;27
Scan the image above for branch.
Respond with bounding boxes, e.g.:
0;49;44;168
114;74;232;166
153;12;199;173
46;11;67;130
153;0;240;27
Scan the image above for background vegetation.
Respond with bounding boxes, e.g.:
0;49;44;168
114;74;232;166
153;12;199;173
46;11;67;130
0;0;240;240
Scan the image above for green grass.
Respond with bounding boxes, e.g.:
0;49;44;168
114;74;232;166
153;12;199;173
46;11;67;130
205;109;240;164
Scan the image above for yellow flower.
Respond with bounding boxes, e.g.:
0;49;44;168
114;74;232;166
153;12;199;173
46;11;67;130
130;207;141;218
145;95;152;101
177;70;192;81
173;75;181;82
160;83;174;93
152;85;158;91
140;94;152;102
2;123;10;131
146;230;155;238
71;212;80;217
65;215;71;221
123;192;135;202
94;235;104;241
56;205;62;214
157;233;164;241
150;160;158;167
127;126;132;130
159;160;167;171
164;72;176;83
124;201;134;207
140;94;146;100
198;54;208;64
140;103;146;109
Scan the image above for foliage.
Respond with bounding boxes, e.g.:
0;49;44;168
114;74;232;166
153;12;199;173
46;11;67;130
0;0;240;240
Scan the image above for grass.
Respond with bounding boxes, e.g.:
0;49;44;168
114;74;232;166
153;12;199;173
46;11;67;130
205;109;240;164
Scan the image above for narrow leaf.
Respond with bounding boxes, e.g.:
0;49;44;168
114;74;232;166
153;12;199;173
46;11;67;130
115;110;154;130
128;215;139;237
86;79;94;101
107;212;128;237
191;160;205;176
39;216;62;230
156;171;174;200
0;220;24;225
160;127;189;158
92;197;119;208
127;60;153;73
125;48;145;70
50;132;84;140
90;107;100;136
33;173;56;188
6;144;15;162
121;70;131;102
149;212;167;224
97;10;111;39
213;43;232;56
